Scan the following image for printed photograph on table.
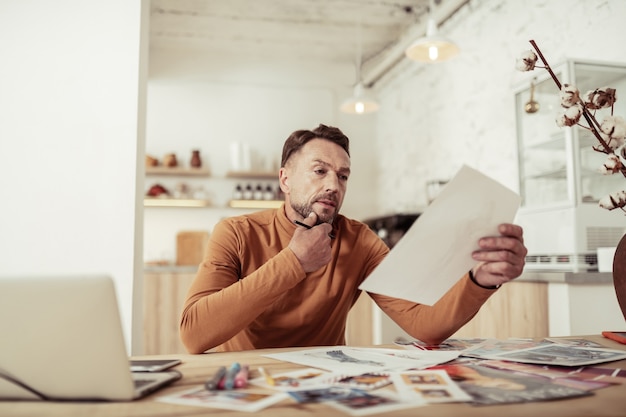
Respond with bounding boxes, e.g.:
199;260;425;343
478;360;620;391
326;372;392;390
480;344;626;366
390;370;472;403
463;338;551;358
544;338;607;348
427;363;591;405
326;389;422;416
249;367;329;390
157;387;288;412
288;386;362;403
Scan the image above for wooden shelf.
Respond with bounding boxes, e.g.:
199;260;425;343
144;198;283;209
144;198;211;208
228;199;283;209
146;166;210;176
226;171;278;180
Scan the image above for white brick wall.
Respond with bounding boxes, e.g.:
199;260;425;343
374;0;626;214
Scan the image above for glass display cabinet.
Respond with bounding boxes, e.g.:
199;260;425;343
514;59;626;271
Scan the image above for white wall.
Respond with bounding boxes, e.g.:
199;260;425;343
0;0;148;354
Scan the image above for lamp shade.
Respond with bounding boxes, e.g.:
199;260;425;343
405;18;459;63
340;83;380;114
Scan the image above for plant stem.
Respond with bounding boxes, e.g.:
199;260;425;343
529;40;561;89
529;40;616;158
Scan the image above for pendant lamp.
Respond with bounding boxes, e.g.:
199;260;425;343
405;0;459;63
340;16;379;114
340;83;380;114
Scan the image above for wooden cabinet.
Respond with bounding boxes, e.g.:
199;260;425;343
452;281;549;339
143;270;196;355
143;275;549;354
345;292;374;346
143;270;376;354
361;281;549;345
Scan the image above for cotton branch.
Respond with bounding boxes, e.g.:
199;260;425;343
529;40;614;156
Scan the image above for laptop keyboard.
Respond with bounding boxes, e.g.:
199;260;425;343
134;378;154;389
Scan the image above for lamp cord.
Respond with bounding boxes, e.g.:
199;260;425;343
353;12;363;85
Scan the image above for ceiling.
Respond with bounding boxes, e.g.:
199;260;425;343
149;0;467;84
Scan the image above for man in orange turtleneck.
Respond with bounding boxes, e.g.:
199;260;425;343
180;124;527;353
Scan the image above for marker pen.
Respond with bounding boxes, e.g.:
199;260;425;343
205;366;226;391
223;362;241;390
234;365;249;388
294;220;336;239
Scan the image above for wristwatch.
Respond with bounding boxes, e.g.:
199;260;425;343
469;269;501;290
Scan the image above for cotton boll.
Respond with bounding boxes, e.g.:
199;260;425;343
599;190;626;210
600;154;622;174
559;84;580;108
601;115;626;143
516;50;538;72
584;87;617;110
556;104;583;127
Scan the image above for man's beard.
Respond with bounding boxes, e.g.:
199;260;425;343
291;199;336;225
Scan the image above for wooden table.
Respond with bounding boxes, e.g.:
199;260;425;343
1;335;625;417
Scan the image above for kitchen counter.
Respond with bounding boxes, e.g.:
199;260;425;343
517;270;614;284
144;264;198;274
143;265;614;284
516;270;623;336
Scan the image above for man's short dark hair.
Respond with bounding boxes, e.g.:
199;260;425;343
281;124;350;167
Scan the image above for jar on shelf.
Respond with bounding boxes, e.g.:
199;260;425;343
253;184;264;200
233;184;243;200
243;184;253;200
190;150;202;168
163;153;178;167
263;185;275;200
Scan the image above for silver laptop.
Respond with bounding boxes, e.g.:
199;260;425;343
0;275;181;401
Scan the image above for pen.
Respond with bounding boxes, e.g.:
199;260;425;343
294;220;312;229
294;220;336;239
258;367;275;386
223;362;241;390
234;365;249;388
205;366;226;391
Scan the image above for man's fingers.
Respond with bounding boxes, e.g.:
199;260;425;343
302;211;318;227
498;223;524;242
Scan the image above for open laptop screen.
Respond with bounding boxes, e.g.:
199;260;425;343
0;275;180;401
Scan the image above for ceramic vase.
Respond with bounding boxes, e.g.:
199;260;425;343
613;233;626;321
190;150;202;168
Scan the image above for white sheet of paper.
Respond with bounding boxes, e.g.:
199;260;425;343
358;165;520;305
263;347;460;374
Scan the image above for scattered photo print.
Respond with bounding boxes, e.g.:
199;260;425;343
157;387;288;412
391;369;472;403
249;367;328;390
326;389;422;416
328;372;392;390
